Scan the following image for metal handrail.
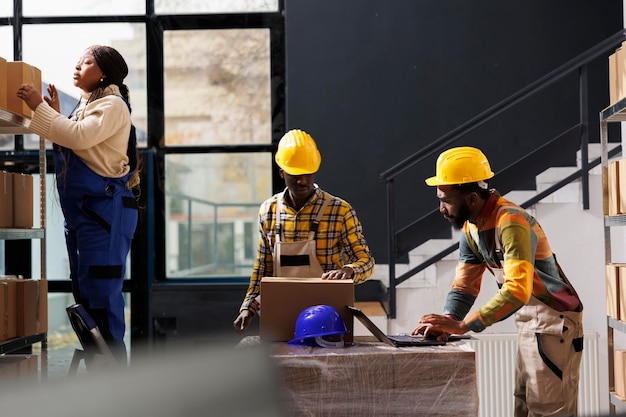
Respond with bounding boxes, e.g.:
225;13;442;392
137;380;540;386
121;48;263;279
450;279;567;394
167;192;260;275
395;145;622;287
381;29;626;318
379;29;625;182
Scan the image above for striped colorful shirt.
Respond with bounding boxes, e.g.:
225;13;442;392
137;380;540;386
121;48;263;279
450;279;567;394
240;186;375;314
444;190;582;332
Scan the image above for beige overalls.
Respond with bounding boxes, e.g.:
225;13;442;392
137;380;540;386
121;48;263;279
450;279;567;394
470;209;584;417
273;192;332;278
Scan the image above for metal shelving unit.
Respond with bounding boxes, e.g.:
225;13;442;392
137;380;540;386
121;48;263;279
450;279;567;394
0;108;47;378
601;98;626;413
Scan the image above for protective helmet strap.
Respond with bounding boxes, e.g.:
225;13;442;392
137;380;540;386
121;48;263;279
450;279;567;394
315;335;345;348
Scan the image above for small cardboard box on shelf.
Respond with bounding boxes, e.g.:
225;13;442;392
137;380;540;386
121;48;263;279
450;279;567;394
609;160;621;215
0;277;47;339
607;264;620;320
0;281;17;342
0;171;12;228
6;61;42;118
12;173;33;228
0;57;7;110
16;278;47;337
609;43;626;106
0;354;38;381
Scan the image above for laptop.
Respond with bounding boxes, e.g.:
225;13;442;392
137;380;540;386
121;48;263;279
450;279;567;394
348;305;448;347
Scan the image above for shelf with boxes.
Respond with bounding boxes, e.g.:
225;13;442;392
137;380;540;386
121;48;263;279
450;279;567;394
601;94;626;411
0;60;47;381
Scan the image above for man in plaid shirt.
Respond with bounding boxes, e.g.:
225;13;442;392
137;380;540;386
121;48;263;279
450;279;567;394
234;129;375;333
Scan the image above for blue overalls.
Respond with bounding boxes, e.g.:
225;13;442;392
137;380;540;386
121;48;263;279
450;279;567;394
54;100;138;364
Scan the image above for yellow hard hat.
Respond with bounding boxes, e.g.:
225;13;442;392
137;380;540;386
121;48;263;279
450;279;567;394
275;129;322;175
425;146;494;186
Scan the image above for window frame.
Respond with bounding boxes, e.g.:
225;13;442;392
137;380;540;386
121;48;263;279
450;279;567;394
2;0;285;342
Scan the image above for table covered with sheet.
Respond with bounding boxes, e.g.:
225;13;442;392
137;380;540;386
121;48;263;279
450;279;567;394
269;336;478;417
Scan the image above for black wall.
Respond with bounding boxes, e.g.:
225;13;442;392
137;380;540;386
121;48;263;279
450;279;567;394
285;0;623;263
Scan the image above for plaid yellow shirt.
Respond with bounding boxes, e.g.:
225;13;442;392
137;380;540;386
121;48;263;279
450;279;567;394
240;186;375;314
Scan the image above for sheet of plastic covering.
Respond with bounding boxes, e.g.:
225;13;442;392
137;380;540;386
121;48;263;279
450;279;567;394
269;337;478;417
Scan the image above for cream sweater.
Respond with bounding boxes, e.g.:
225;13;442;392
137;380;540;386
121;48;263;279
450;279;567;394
28;85;132;178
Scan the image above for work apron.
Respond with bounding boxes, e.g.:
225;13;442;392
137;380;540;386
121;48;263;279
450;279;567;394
54;110;138;362
273;193;331;278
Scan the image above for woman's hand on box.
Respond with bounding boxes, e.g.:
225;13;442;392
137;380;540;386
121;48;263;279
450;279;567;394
16;83;43;111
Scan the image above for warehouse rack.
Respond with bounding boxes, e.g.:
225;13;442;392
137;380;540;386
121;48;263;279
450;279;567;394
600;97;626;413
0;107;47;379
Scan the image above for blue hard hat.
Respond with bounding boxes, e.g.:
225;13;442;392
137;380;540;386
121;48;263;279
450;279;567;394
288;305;348;347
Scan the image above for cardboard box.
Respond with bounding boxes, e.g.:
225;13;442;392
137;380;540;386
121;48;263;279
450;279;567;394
6;61;42;117
1;279;18;341
609;160;621;215
260;277;354;343
0;56;6;110
12;173;33;228
0;355;38;382
619;159;626;215
607;264;620;320
0;283;10;342
15;279;47;337
0;171;12;227
609;43;626;106
616;349;626;398
610;51;618;105
617;45;626;105
619;266;626;321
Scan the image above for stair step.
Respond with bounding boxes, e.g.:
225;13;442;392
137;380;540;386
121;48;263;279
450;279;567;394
354;301;386;316
353;301;387;336
503;190;537;204
535;167;580;203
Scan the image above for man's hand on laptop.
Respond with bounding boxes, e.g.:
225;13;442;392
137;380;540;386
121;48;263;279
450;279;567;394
412;313;470;342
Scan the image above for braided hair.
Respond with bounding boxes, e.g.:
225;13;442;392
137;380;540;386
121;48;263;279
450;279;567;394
87;45;130;106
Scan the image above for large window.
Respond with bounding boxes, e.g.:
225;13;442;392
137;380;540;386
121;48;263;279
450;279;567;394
165;153;271;277
163;28;273;277
164;29;271;146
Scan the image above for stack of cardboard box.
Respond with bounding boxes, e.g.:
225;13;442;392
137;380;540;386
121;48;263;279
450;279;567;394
0;171;33;229
606;264;626;321
608;159;626;216
606;264;626;398
607;157;626;397
0;57;45;381
0;354;38;381
0;57;38;230
0;56;42;118
0;277;47;343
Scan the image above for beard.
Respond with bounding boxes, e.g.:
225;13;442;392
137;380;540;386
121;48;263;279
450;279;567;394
449;202;471;230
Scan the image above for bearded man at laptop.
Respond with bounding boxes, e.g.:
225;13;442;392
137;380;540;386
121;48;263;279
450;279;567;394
414;147;583;417
233;129;375;333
